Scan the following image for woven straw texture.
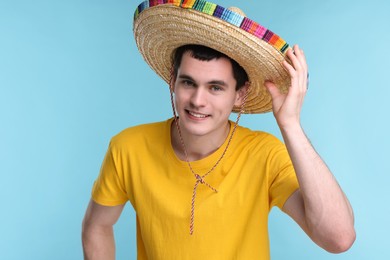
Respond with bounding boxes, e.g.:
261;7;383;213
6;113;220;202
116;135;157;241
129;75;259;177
134;2;291;113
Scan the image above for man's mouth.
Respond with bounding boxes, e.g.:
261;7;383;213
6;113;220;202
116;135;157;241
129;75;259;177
186;110;209;118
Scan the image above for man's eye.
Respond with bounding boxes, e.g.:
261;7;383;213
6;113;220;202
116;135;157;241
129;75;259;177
211;86;222;91
182;80;194;86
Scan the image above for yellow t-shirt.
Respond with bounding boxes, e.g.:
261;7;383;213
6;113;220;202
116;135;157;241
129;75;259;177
92;118;299;259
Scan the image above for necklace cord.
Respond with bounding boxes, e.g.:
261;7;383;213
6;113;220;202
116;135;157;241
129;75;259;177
169;69;251;235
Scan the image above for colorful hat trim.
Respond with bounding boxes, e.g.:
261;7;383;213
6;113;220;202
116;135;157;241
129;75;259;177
134;0;289;55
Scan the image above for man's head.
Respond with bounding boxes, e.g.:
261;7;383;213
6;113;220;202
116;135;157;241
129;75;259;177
172;45;249;91
170;45;250;139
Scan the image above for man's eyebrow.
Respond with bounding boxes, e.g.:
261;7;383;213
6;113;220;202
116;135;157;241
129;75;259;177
208;80;227;86
178;74;195;81
178;74;227;86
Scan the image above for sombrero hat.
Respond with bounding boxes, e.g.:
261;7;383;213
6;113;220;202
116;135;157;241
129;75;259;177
133;0;291;114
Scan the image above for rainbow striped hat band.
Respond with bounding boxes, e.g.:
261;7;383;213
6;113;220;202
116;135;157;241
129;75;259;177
133;0;292;113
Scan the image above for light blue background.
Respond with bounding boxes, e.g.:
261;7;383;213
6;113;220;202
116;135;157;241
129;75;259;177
1;0;389;259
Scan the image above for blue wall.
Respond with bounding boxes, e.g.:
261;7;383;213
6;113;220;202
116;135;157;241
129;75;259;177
1;0;389;259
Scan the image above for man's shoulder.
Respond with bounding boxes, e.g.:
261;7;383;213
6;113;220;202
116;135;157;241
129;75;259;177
235;124;285;152
237;124;280;143
110;119;171;146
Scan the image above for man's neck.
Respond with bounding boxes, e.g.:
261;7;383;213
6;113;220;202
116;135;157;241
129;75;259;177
171;120;231;162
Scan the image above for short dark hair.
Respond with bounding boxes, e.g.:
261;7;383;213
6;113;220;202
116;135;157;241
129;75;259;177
172;44;248;90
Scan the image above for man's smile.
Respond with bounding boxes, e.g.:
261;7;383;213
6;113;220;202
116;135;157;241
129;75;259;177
186;110;210;119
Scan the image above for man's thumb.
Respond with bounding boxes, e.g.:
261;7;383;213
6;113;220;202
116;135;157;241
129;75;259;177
264;80;279;99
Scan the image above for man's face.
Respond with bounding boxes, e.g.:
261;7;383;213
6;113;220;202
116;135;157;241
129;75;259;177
173;52;244;138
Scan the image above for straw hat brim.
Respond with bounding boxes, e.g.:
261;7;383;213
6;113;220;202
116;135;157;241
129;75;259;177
133;3;291;114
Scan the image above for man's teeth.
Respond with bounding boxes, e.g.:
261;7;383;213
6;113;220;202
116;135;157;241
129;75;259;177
189;111;208;118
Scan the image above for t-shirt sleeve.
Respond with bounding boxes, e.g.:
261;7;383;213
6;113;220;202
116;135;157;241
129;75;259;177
267;139;300;210
91;140;129;206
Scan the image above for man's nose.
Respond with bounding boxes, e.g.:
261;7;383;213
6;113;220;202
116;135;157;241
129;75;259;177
190;87;207;107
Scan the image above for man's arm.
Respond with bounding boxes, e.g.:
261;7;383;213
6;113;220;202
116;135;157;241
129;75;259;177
82;199;125;260
265;45;356;253
281;128;355;253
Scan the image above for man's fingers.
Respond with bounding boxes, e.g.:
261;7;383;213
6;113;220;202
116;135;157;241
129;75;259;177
284;46;308;94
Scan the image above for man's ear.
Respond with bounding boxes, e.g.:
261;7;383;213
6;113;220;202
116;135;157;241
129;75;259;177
234;82;250;107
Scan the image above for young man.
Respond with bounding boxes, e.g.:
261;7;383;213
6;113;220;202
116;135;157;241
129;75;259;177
82;2;355;259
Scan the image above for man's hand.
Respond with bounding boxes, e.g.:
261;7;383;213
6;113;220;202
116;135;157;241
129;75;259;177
265;45;308;129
